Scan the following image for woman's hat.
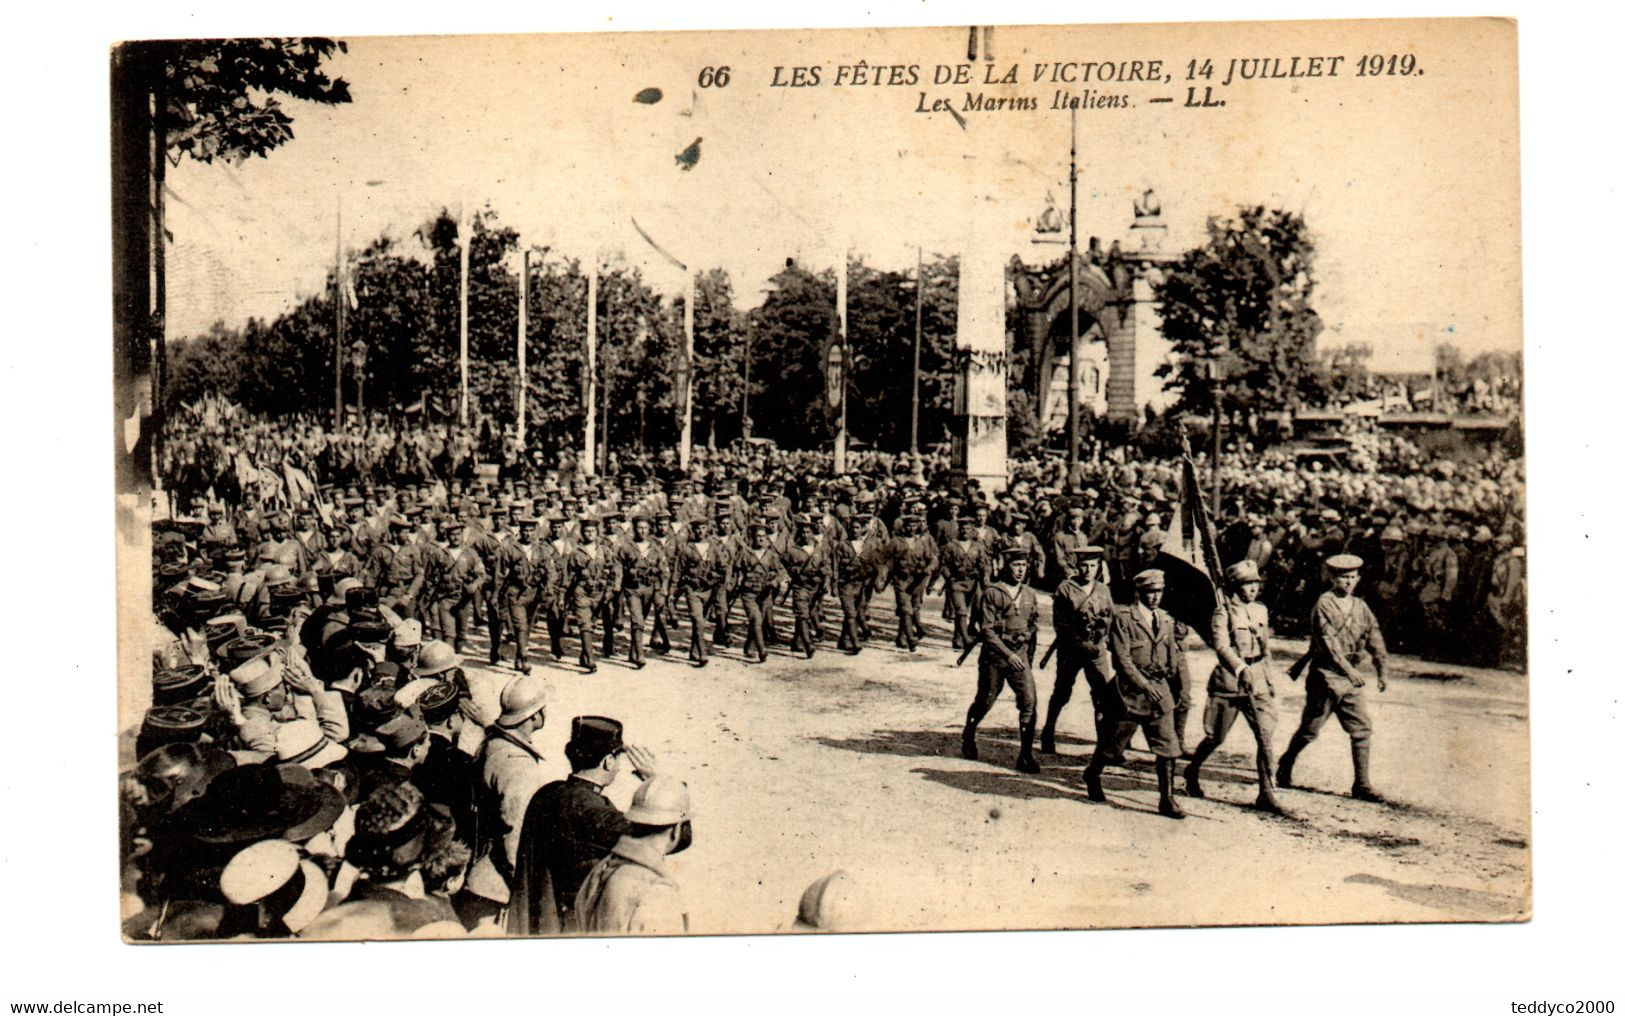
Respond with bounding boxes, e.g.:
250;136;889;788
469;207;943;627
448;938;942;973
346;783;430;877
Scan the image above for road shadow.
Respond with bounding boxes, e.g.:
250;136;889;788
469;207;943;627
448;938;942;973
1343;873;1523;918
816;727;1175;813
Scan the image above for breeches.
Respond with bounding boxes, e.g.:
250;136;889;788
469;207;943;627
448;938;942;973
973;653;1037;725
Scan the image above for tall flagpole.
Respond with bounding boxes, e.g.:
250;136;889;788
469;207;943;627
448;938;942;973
517;247;528;448
333;195;343;429
911;245;923;459
680;270;695;471
457;201;471;426
1066;103;1081;486
834;248;849;475
585;265;598;476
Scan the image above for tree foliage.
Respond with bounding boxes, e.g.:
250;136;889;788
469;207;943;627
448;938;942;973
1154;206;1325;415
148;38;353;164
165;203;964;457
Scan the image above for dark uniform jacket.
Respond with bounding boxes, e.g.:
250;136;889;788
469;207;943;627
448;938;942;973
508;775;631;935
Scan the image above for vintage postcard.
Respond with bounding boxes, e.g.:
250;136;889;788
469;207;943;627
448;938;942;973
112;16;1526;940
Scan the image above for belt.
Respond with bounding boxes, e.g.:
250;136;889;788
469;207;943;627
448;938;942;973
1244;653;1266;663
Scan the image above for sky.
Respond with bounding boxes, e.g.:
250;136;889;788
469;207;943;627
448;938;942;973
163;18;1521;372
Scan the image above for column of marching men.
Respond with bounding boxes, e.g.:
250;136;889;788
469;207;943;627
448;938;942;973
129;455;1523;939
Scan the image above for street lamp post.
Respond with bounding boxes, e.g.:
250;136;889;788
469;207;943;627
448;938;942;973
1030;104;1082;490
349;339;369;417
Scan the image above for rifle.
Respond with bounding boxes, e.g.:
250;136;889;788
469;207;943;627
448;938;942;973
955;632;983;666
1038;640;1058;670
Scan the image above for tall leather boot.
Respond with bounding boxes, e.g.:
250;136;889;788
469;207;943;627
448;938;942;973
1040;698;1064;754
1276;734;1309;789
1083;755;1107;802
1016;721;1041;774
1184;737;1216;798
1350;739;1381;801
1156;758;1186;819
961;706;985;761
1254;747;1284;814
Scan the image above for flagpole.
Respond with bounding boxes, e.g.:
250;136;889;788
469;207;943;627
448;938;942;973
458;199;470;427
1180;426;1237;651
517;247;528;449
680;269;695;471
834;248;848;475
585;265;597;477
333;194;343;429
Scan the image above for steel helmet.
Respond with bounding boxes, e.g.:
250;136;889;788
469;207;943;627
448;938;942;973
624;776;692;827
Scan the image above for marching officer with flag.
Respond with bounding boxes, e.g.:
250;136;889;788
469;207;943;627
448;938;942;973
1084;569;1187;819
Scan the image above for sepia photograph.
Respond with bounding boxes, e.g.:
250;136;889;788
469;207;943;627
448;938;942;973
109;15;1531;943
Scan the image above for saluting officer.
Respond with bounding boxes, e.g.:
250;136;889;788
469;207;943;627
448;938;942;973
1084;569;1187;819
1277;553;1389;802
1184;560;1284;814
960;538;1042;775
1040;544;1115;755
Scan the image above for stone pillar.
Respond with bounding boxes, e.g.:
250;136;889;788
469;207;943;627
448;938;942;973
953;240;1009;493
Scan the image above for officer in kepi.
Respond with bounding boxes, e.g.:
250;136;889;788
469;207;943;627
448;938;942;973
1084;568;1187;819
1277;553;1390;802
1184;559;1284;814
960;537;1042;775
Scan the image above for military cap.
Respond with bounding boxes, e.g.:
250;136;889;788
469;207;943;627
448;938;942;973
1224;560;1261;584
1325;553;1364;572
229;653;283;698
375;712;429;753
415;681;462;724
1133;568;1167;591
219;840;329;933
1073;544;1106;560
568;716;624;759
516;515;540;528
996;536;1027;557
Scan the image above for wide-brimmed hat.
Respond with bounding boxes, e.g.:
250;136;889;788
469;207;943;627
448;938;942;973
174;763;343;846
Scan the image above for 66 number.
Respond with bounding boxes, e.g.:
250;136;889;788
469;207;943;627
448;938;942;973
698;66;731;88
